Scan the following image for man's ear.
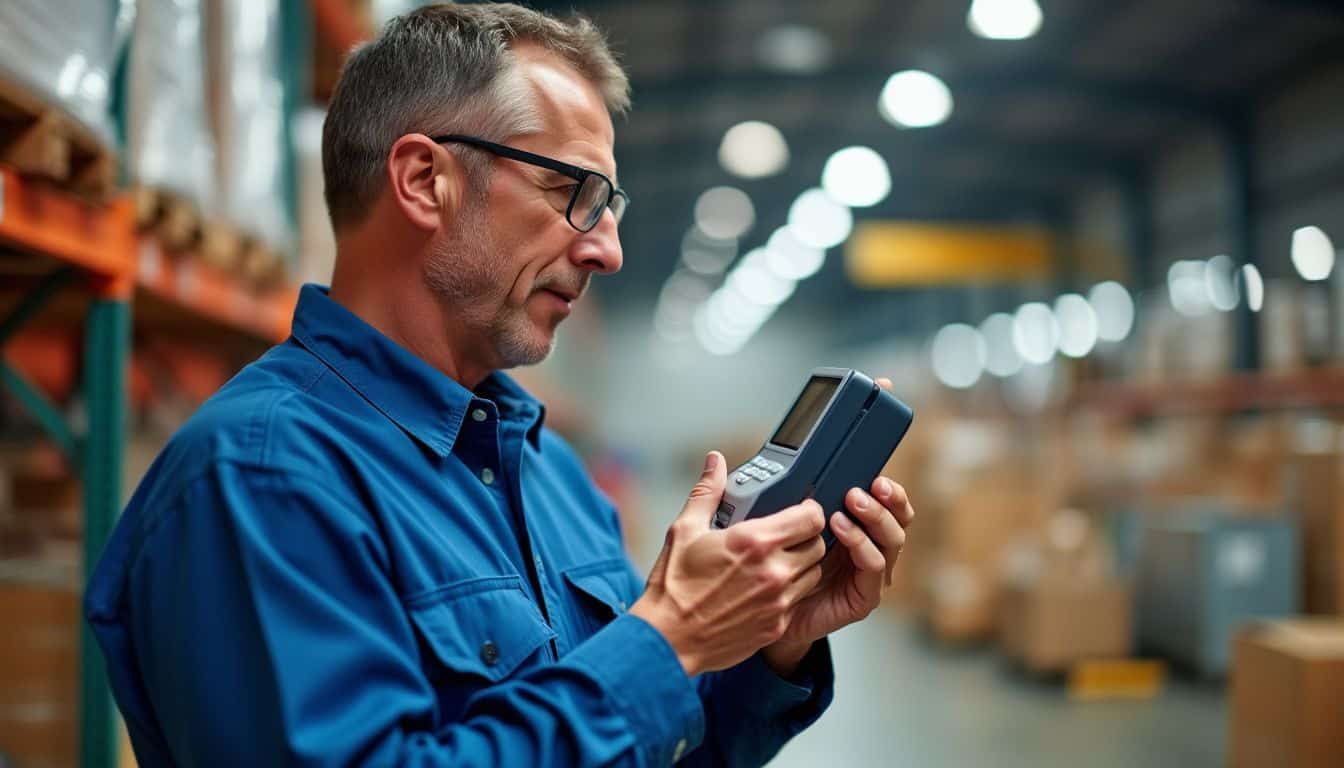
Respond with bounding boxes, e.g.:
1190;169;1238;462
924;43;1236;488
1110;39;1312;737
386;134;467;232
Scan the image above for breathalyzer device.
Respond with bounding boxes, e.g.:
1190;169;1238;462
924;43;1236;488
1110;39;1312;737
711;368;914;545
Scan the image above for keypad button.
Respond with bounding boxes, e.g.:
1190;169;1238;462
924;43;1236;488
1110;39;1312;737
734;473;751;485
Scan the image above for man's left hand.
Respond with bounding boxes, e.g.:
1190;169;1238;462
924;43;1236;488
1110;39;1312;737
761;377;915;676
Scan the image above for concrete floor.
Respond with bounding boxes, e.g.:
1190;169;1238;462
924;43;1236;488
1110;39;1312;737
768;608;1227;768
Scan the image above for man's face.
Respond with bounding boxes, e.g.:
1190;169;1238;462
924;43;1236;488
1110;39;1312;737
425;46;623;369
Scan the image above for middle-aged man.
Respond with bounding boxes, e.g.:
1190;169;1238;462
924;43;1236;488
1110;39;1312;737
87;4;914;766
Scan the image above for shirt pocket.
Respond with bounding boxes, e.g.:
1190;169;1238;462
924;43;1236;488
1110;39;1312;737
405;574;557;702
561;558;634;639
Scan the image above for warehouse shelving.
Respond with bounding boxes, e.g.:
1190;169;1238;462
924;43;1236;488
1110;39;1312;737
1077;369;1344;418
0;165;298;768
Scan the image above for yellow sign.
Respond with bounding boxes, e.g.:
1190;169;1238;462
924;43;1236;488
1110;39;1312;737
846;222;1053;286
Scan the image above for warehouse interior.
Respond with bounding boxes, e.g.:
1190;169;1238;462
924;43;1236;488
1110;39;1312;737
2;0;1344;766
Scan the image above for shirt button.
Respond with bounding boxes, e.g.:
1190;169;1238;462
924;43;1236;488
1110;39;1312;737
471;408;487;422
481;468;495;485
673;737;687;761
534;555;543;570
617;600;627;611
480;641;500;666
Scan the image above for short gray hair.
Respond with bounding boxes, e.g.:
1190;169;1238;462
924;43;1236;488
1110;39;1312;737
322;2;631;232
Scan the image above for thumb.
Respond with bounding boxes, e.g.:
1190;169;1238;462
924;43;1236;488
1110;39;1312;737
682;451;727;522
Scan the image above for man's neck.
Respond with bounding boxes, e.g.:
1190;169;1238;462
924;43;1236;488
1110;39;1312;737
328;236;494;390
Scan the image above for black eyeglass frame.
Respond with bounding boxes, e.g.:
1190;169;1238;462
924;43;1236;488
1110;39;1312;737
431;134;628;233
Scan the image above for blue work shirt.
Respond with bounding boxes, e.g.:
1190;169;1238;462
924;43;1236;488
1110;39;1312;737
86;285;833;767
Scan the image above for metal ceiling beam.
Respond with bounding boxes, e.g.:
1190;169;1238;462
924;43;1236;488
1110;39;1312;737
628;64;1237;123
617;127;1140;185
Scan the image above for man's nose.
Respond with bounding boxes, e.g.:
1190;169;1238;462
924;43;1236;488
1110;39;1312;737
569;211;623;274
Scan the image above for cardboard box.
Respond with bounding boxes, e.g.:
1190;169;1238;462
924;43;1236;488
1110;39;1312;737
0;583;80;768
1285;449;1344;614
922;558;996;642
1229;620;1344;768
1000;580;1133;672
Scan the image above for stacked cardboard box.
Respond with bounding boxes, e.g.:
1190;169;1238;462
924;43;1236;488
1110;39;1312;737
0;582;80;768
1229;620;1344;767
998;510;1133;672
1285;439;1344;615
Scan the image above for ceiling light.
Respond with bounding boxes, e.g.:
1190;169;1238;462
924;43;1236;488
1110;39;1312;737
756;24;832;74
1239;264;1265;312
727;261;796;306
718;121;789;179
764;227;826;280
787;188;853;249
1088;281;1135;342
1054;294;1098;358
821;146;891;208
980;312;1023;377
879;70;953;128
694;187;754;240
1168;260;1211;317
931;324;987;389
1291;225;1335;281
968;0;1043;41
1012;302;1059;364
1204;254;1239;311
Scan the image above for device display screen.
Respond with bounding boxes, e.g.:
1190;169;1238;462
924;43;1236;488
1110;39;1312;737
769;375;841;450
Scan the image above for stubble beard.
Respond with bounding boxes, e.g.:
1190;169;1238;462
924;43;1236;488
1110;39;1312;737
423;201;555;370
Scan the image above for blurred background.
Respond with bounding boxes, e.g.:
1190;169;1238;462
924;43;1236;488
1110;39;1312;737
2;0;1344;766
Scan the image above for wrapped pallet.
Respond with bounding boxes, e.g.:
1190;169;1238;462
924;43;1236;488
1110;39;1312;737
294;107;336;285
1136;508;1300;677
207;0;293;258
0;0;127;189
126;0;216;215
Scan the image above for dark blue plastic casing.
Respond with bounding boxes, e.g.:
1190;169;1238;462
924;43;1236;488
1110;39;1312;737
712;367;915;546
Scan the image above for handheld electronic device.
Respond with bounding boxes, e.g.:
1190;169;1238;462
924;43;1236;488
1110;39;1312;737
711;368;915;546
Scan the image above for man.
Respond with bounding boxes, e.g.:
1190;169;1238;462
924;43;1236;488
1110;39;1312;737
87;4;914;766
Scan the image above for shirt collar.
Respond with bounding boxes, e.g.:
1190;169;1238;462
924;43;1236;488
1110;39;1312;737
289;285;546;456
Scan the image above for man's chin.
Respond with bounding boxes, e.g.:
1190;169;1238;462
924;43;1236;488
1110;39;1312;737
494;325;556;368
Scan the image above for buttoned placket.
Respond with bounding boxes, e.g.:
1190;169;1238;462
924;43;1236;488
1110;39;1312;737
470;398;559;661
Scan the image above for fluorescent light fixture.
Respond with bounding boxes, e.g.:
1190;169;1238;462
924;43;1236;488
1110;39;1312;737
764;227;826;280
1088;281;1135;342
821;146;891;208
968;0;1043;40
787;188;853;249
693;187;754;240
1054;293;1098;358
980;312;1023;377
1012;302;1060;364
1291;225;1335;281
756;24;832;74
931;323;987;389
718;121;790;179
879;70;953;128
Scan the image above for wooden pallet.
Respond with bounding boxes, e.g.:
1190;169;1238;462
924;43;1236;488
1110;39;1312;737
133;187;202;254
0;76;115;200
1067;659;1166;701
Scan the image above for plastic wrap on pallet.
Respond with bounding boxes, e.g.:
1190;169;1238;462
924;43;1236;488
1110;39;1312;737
210;0;292;252
127;0;215;211
295;108;336;285
0;0;131;145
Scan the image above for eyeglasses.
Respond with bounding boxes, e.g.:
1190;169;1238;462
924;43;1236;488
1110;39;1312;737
432;134;628;233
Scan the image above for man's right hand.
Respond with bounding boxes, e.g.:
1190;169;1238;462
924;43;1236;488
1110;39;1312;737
630;451;827;677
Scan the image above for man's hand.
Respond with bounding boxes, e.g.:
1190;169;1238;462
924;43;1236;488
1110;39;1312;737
630;452;828;677
762;377;916;676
